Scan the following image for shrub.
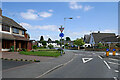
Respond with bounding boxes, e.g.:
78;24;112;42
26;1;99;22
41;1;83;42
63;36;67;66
15;59;18;61
25;59;27;61
4;58;8;60
21;59;23;61
48;44;54;49
22;48;26;51
97;43;104;47
35;60;40;62
32;45;37;49
10;59;13;60
29;60;33;62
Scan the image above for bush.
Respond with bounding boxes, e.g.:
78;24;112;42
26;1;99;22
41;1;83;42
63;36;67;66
10;59;13;60
48;44;54;49
32;45;37;49
97;43;103;47
22;48;26;51
21;59;23;61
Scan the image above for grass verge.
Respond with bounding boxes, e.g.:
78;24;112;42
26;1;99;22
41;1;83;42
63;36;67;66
19;51;61;57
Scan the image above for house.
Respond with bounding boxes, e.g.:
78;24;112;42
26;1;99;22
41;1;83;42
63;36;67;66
0;9;32;51
38;41;60;48
89;31;118;47
30;40;38;46
83;35;91;47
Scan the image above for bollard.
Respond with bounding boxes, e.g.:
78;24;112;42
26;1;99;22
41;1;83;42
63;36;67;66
106;49;109;57
113;49;116;56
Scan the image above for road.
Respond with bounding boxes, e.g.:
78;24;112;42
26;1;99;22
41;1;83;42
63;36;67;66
2;50;120;79
42;51;119;79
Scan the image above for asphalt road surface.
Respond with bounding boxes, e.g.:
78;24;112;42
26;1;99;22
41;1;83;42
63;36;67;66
42;51;119;79
2;60;32;70
2;50;120;79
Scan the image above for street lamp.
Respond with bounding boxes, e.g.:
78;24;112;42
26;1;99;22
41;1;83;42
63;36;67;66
64;17;73;50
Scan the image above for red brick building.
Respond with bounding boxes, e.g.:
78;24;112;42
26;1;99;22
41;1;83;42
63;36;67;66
0;9;32;51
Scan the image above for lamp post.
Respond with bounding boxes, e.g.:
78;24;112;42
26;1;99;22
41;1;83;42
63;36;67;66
64;17;73;50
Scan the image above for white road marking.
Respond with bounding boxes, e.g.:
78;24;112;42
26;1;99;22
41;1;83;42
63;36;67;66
109;58;119;61
93;53;95;54
98;55;103;59
36;56;75;78
82;58;93;63
113;77;118;80
104;60;111;69
108;62;120;65
115;70;119;73
36;64;63;78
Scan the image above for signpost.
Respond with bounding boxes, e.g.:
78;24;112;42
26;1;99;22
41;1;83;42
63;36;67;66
59;25;64;56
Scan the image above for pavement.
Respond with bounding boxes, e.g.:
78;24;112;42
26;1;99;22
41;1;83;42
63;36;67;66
2;51;75;78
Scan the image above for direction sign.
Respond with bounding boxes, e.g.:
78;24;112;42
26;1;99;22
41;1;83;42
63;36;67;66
59;33;64;37
59;27;64;32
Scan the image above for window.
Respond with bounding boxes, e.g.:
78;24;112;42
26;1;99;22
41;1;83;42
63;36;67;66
2;25;10;32
22;30;25;35
13;28;19;34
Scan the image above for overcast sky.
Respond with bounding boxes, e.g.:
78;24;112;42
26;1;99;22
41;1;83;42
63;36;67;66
2;2;118;41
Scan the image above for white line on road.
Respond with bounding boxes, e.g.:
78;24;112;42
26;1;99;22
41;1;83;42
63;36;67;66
64;58;73;65
103;60;111;69
113;77;118;80
109;58;119;61
36;64;63;78
98;55;103;60
36;57;75;78
108;62;120;65
115;70;119;73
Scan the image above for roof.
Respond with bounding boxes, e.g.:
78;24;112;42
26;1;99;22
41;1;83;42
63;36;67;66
13;35;29;41
92;33;116;43
101;36;118;42
2;16;26;31
0;33;15;40
1;33;29;41
84;35;90;43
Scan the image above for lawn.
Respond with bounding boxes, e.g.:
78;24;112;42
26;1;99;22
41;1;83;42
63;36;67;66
19;51;61;57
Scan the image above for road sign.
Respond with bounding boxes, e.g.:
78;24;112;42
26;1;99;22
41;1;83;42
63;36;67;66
59;27;64;32
59;33;64;37
106;49;109;52
113;49;116;51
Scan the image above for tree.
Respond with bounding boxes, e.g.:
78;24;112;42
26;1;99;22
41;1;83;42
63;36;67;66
32;45;37;49
40;36;44;41
74;38;85;49
42;41;47;48
60;39;64;41
97;43;103;47
55;40;60;44
65;43;69;46
48;44;54;49
48;38;52;42
66;37;71;41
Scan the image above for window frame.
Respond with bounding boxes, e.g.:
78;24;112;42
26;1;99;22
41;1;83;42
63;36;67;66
2;24;10;32
12;28;19;34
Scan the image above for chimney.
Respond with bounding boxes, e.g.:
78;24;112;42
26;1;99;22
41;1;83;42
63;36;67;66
98;31;100;33
0;8;2;17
